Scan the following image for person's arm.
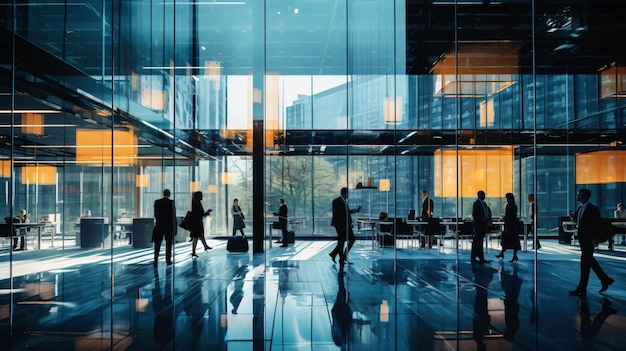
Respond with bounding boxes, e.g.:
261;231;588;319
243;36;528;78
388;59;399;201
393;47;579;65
349;206;361;214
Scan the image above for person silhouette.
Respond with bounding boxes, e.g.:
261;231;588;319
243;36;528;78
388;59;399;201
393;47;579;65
580;298;617;341
152;268;173;348
472;264;496;351
183;260;208;350
331;272;352;349
500;264;523;342
230;264;248;314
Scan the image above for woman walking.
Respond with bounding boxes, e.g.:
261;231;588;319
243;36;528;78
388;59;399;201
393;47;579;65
190;191;212;258
496;192;521;262
231;198;245;236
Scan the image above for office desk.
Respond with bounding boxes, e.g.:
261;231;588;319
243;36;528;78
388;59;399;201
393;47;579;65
357;218;380;250
13;223;47;250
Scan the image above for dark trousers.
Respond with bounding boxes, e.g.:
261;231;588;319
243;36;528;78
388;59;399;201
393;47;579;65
279;221;288;241
154;234;174;263
527;223;541;248
577;239;610;290
13;236;24;250
471;230;486;261
330;227;355;263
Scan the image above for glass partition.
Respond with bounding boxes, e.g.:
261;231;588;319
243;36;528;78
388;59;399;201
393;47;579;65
3;0;626;349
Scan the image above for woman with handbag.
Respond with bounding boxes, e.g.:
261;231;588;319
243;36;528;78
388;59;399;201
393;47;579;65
231;198;246;236
496;193;520;262
190;191;212;258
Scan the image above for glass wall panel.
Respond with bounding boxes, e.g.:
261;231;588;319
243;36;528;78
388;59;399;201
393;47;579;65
4;0;626;349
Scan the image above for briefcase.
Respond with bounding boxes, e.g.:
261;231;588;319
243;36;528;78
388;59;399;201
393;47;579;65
227;236;249;252
285;231;295;244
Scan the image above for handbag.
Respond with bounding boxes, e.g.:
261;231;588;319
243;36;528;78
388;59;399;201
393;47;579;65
227;236;249;252
179;211;192;230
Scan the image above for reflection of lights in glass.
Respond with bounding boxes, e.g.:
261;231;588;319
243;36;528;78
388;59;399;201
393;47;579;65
22;164;56;185
434;147;514;198
433;44;519;98
379;179;390;192
575;151;626;184
379;300;389;322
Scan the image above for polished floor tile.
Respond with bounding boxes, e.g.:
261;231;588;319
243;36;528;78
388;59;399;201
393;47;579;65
1;239;625;350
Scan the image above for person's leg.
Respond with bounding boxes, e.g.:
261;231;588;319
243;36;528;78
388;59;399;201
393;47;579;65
280;226;289;247
154;237;162;263
346;228;356;254
191;237;199;256
496;248;506;258
329;227;340;257
578;244;593;291
165;234;173;264
199;235;211;250
590;256;610;284
510;249;518;262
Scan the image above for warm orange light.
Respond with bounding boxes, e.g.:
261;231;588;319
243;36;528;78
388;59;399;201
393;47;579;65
379;179;391;192
434;147;513;198
600;66;626;98
22;164;56;185
190;181;201;192
21;113;44;135
0;160;11;177
433;44;519;97
222;172;236;184
384;97;403;125
136;174;149;188
208;184;217;193
76;129;138;165
141;88;166;110
576;151;626;184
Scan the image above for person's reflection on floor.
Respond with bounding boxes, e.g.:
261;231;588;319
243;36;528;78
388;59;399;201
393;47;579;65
472;265;497;351
230;264;248;314
500;264;522;342
184;260;208;346
331;272;352;350
152;267;173;349
580;297;617;341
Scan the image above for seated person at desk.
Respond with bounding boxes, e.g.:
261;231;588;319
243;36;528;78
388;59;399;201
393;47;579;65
379;211;389;221
12;209;29;250
614;203;626;219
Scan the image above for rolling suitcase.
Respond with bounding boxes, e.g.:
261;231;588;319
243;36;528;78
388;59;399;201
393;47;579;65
227;236;249;252
285;231;295;244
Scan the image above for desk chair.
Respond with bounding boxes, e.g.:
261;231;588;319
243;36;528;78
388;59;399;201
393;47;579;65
457;221;474;253
377;221;394;253
562;221;578;245
421;218;446;253
395;219;416;252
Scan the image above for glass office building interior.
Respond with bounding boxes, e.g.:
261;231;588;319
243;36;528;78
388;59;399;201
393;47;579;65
2;1;626;350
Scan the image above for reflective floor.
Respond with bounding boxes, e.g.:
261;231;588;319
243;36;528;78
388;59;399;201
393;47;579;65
1;238;625;351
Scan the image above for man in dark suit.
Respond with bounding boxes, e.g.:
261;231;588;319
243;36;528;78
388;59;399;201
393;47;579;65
421;190;434;248
421;190;434;220
568;188;615;296
329;187;360;269
471;190;491;263
273;198;289;247
153;188;177;266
